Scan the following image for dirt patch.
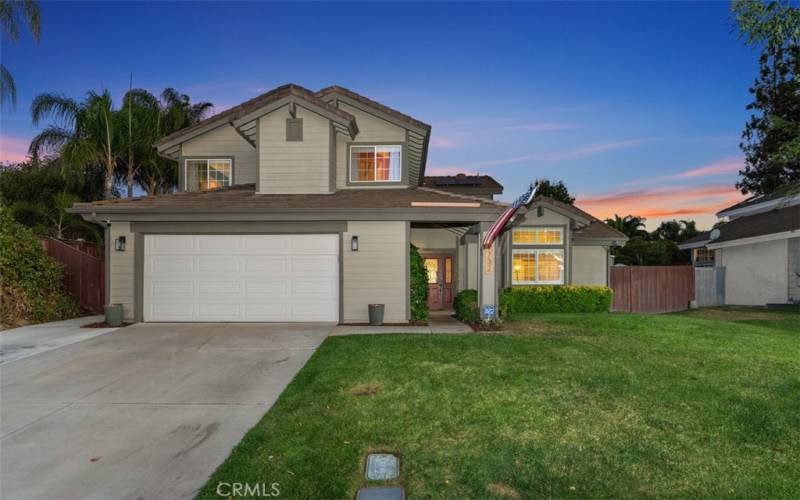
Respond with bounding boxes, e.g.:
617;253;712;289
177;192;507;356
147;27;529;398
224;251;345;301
82;321;133;328
487;483;521;499
349;382;384;397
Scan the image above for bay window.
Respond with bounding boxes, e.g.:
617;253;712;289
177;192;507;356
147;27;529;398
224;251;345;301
185;159;232;191
349;145;401;182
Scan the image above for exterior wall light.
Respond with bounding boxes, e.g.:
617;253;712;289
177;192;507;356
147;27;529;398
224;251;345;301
115;236;126;252
351;235;359;252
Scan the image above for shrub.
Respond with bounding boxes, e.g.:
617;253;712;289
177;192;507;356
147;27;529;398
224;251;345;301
499;285;613;318
409;244;429;322
453;289;479;323
0;210;79;327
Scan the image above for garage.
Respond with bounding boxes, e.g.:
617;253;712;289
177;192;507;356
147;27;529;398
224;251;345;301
143;234;339;322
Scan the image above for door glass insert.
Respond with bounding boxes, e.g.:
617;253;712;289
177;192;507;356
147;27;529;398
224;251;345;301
424;258;439;284
444;257;452;284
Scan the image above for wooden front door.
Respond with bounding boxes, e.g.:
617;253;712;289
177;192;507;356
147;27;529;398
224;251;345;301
424;254;454;310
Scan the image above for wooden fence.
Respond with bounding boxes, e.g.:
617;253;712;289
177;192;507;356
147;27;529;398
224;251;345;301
40;238;104;313
610;265;694;313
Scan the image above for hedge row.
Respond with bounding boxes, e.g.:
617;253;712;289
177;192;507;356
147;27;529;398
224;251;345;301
500;285;613;317
453;289;479;323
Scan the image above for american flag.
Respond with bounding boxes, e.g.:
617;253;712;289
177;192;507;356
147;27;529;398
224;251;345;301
482;182;538;249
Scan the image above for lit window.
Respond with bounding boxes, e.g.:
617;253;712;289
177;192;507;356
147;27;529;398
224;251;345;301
350;145;401;182
512;227;563;245
185;159;232;191
512;249;564;285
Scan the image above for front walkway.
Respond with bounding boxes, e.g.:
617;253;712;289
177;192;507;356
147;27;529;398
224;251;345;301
0;322;333;500
330;311;472;335
0;315;116;364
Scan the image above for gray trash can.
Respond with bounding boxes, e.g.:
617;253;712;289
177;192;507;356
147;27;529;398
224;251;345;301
104;304;123;327
368;304;385;326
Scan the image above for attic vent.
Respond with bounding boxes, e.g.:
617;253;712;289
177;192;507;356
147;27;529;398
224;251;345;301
286;118;303;142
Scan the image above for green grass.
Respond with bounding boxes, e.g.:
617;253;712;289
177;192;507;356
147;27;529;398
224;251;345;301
198;309;799;499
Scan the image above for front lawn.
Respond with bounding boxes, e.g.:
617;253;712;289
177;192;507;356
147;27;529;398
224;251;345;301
198;309;799;499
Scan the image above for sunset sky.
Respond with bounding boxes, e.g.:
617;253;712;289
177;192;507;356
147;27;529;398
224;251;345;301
0;2;755;228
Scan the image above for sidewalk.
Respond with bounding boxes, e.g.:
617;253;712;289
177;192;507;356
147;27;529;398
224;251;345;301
330;311;472;336
0;315;117;364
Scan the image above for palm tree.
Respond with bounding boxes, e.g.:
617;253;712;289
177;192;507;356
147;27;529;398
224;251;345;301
124;88;212;196
652;219;701;243
29;90;120;200
0;0;41;109
605;214;649;239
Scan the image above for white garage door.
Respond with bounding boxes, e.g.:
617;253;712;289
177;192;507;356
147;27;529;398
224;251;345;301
143;234;339;322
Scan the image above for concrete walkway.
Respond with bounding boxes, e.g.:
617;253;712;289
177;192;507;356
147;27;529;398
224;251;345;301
0;315;117;364
0;322;332;500
331;312;472;335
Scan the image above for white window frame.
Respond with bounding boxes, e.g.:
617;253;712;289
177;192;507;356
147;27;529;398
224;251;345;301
348;145;402;183
184;158;232;191
512;226;564;246
511;249;565;285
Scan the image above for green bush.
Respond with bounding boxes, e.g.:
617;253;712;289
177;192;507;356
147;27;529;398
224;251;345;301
0;210;79;326
453;289;479;323
500;285;613;318
409;244;429;322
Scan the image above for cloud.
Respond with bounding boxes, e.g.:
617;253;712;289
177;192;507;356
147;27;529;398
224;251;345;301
0;135;31;163
467;139;645;168
430;136;458;149
671;159;742;179
575;183;745;227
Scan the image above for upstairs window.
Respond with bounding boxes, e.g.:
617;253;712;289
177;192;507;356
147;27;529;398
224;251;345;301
350;145;401;183
185;159;232;191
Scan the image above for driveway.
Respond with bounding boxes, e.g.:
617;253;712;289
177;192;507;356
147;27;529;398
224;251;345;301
0;322;332;500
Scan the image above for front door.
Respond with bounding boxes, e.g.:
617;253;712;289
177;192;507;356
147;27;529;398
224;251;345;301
423;254;454;310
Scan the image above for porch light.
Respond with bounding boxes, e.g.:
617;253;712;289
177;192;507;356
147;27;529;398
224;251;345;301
115;236;126;252
351;235;359;252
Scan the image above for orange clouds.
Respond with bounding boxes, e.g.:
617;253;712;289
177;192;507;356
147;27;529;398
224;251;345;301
671;159;742;179
576;184;745;228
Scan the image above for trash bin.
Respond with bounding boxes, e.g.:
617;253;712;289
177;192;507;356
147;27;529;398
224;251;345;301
368;304;385;326
104;304;123;327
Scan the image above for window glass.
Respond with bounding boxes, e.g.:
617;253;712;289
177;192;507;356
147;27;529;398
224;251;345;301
445;257;452;284
424;258;439;284
512;227;563;245
185;159;231;191
350;146;401;182
512;250;564;284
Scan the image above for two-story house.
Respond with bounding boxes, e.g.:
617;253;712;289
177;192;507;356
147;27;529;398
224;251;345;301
70;84;625;323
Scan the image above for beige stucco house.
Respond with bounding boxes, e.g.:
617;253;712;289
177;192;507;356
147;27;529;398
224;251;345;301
705;184;800;306
70;84;625;323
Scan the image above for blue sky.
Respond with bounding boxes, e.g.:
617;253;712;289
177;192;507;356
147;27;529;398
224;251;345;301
0;1;756;228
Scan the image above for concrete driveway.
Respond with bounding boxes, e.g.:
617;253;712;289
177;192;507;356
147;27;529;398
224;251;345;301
0;322;332;500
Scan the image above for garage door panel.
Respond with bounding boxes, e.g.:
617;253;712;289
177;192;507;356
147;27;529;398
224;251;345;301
196;236;241;253
198;281;241;296
290;256;337;274
243;257;287;273
150;303;194;321
151;280;194;298
245;280;289;296
144;234;339;322
150;256;194;274
198;256;240;273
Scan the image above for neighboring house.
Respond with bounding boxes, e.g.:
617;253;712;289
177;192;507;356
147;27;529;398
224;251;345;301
69;84;625;323
678;231;715;267
705;183;800;306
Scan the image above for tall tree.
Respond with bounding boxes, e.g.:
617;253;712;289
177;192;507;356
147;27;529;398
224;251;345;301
0;0;41;109
29;90;120;200
733;0;800;194
604;214;649;239
534;178;575;205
